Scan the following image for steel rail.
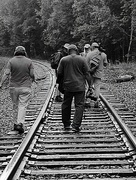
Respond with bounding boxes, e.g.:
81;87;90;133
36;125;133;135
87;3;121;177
100;93;136;150
0;66;56;180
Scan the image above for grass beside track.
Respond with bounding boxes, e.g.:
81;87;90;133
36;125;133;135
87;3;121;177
103;62;136;115
0;57;10;75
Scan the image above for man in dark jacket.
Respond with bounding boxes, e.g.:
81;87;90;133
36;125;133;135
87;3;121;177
57;44;91;132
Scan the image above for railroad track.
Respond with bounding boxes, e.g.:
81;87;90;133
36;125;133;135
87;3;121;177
0;64;136;179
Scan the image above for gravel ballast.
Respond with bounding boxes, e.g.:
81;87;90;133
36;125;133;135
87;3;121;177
0;57;136;136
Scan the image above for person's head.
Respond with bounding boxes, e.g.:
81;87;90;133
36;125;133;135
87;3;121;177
91;42;99;51
14;46;27;56
63;43;70;49
62;43;70;54
99;46;106;53
84;44;91;53
68;44;78;54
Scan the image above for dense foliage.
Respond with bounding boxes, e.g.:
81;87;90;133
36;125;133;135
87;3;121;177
0;0;136;62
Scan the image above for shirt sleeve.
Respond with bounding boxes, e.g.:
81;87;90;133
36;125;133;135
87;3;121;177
103;53;108;66
5;61;11;75
83;60;90;75
57;58;64;75
29;62;35;80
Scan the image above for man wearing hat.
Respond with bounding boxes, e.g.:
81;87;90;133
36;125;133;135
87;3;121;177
57;44;91;132
86;42;108;108
0;46;36;134
80;44;91;58
53;43;70;102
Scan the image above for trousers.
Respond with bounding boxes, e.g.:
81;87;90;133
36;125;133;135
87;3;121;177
92;77;101;99
9;87;31;124
62;91;85;128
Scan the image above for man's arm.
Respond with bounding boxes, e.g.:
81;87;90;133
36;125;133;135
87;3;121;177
103;53;108;67
29;63;36;83
0;69;10;88
83;61;92;85
56;58;64;84
85;71;91;85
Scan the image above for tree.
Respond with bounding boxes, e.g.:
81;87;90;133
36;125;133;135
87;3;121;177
42;0;74;51
121;0;136;62
72;0;111;49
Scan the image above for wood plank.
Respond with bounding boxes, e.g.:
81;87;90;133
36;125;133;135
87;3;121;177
24;168;133;175
28;159;130;166
35;148;124;154
36;143;121;149
37;138;118;143
34;153;128;160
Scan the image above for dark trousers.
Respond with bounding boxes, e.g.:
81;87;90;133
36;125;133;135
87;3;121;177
62;91;85;128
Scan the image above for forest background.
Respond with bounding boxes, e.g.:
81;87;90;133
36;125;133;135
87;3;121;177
0;0;136;63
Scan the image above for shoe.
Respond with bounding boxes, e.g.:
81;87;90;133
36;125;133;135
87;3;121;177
72;126;80;132
84;102;91;108
86;88;93;98
94;101;99;108
55;95;63;102
87;95;97;101
64;126;71;131
14;123;24;134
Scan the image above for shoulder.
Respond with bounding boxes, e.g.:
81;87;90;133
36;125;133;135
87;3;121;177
76;55;87;64
61;55;70;60
80;52;84;56
24;56;32;60
9;56;16;61
24;56;33;63
79;55;86;62
101;52;107;59
87;50;95;57
86;51;95;59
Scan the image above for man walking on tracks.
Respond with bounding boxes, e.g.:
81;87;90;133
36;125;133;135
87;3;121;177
0;46;36;134
86;42;108;108
51;43;69;102
57;44;91;132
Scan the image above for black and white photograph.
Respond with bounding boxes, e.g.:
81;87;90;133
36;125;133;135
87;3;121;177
0;0;136;179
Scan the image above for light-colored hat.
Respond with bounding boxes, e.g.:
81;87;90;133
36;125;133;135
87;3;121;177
14;46;27;56
63;43;70;49
84;44;91;48
68;44;78;51
91;42;99;48
14;46;26;53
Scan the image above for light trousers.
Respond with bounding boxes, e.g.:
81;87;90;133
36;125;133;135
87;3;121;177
9;87;31;124
92;77;101;99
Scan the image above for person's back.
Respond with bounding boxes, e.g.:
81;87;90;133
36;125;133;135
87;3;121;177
87;44;104;79
60;54;88;92
9;56;33;87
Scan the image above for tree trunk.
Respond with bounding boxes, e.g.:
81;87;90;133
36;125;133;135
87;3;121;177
127;0;135;63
